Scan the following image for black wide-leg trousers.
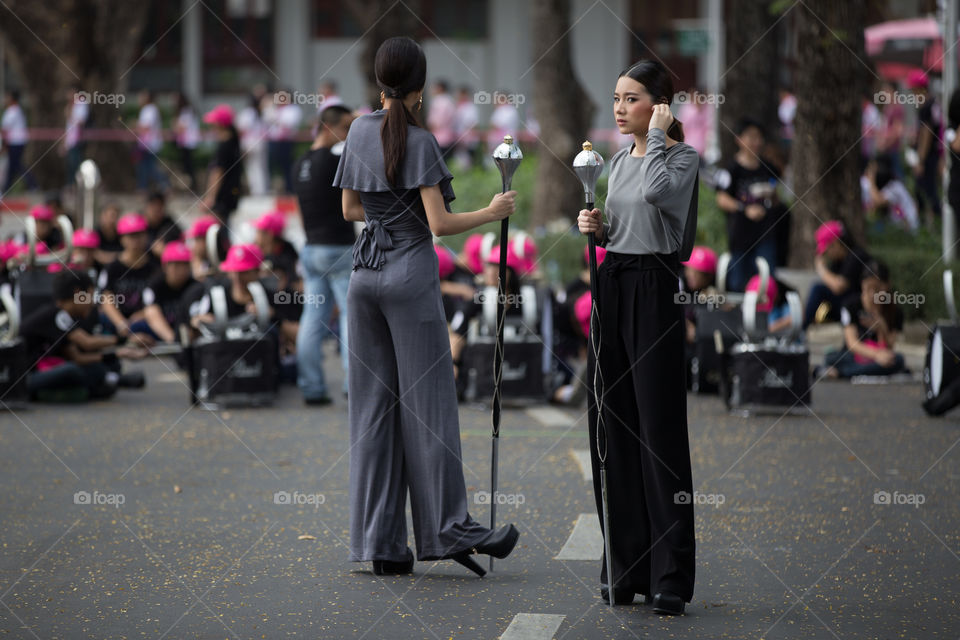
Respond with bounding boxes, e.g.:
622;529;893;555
586;251;696;602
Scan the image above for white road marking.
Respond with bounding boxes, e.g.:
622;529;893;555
555;513;603;561
155;372;186;384
571;449;593;482
525;407;576;429
500;613;565;640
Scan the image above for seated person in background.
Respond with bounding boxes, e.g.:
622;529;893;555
551;245;604;405
481;244;524;316
459;232;489;276
745;274;797;334
437;243;478;371
95;203;123;264
262;253;301;384
21;270;146;401
253;210;299;267
97;212;160;343
861;156;918;233
803;220;872;329
15;204;64;250
681;245;719;344
144;191;183;258
142;241;196;342
184;214;221;281
190;244;273;328
819;260;906;379
71;229;101;280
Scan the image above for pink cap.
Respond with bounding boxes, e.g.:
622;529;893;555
486;245;524;273
746;275;778;313
117;212;148;235
203;104;235;127
906;69;929;89
253;211;286;236
815;220;844;255
463;234;485;274
583;244;607;267
509;234;538;275
683;245;717;274
161;241;191;265
574;291;592;337
186;215;218;239
0;240;16;263
435;245;455;279
30;204;55;221
219;243;263;272
72;229;100;249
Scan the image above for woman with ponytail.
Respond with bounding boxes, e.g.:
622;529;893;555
333;36;520;577
577;59;699;614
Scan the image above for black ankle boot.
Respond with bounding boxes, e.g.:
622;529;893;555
372;548;414;575
443;524;521;577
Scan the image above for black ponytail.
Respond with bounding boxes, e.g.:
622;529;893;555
619;59;685;142
374;37;427;187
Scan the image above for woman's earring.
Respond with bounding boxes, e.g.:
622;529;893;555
418;95;423;111
380;91;385;107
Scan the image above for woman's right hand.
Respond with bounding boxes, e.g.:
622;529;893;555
488;191;517;221
578;208;602;235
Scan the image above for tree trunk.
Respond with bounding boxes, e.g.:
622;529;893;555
719;0;782;163
789;0;867;267
0;0;150;192
529;0;595;230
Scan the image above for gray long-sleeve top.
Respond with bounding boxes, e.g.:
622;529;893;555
600;127;699;255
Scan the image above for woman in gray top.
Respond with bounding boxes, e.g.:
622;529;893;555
333;36;520;577
578;59;699;615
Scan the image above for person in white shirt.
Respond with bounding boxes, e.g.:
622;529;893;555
487;91;520;154
454;86;479;169
236;92;269;196
2;90;35;194
135;90;167;191
427;80;457;158
64;86;89;187
174;92;200;191
265;88;302;193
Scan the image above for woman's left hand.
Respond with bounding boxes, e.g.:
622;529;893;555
649;103;674;133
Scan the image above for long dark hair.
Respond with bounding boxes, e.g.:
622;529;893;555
619;60;684;142
375;37;426;186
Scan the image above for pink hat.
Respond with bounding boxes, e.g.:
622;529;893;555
30;204;55;221
746;275;778;313
463;234;485;274
253;211;286;236
203;104;235;127
117;212;148;235
583;244;607;267
906;69;929;89
161;241;191;265
0;240;16;263
509;234;538;275
815;220;844;255
435;245;455;279
574;291;592;337
486;245;524;273
219;243;263;272
72;229;100;249
683;245;717;274
186;215;218;239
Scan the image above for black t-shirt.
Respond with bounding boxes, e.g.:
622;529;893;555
98;229;123;253
143;274;196;328
827;245;872;294
21;304;98;366
555;278;590;340
148;215;183;247
840;293;904;344
718;159;780;253
918;97;942;166
293;147;356;246
212;133;242;217
98;256;161;317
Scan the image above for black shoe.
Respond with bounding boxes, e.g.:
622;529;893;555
600;586;636;605
651;591;685;615
304;395;332;406
372;548;414;575
444;524;521;577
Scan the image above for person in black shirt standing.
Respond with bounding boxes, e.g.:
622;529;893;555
202;105;242;224
292;104;356;405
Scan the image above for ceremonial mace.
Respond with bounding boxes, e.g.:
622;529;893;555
573;141;615;607
489;134;522;572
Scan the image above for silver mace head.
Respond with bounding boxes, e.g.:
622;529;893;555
492;135;522;192
572;140;604;204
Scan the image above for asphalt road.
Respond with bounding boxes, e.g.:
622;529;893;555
1;344;958;639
